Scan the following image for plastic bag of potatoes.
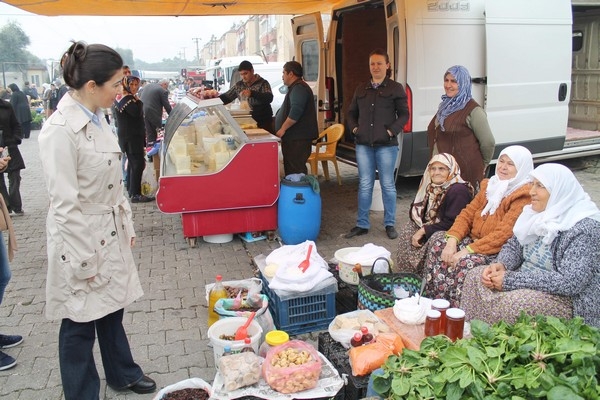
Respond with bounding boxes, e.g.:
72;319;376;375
217;352;262;391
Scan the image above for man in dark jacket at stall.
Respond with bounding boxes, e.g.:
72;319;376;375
7;84;32;140
219;60;274;133
274;61;319;176
140;79;172;146
0;98;25;216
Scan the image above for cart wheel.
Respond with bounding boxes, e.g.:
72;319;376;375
186;237;197;247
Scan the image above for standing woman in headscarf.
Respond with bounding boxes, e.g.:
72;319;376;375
422;145;534;307
113;75;153;203
427;65;496;190
462;164;600;327
394;153;473;274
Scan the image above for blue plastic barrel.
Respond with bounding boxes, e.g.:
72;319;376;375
278;179;321;244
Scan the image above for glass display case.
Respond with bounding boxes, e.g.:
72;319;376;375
161;97;255;176
156;95;280;247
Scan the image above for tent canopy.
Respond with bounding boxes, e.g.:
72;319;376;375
3;0;341;16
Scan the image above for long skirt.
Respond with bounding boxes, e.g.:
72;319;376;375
423;231;495;307
461;265;573;325
394;221;430;274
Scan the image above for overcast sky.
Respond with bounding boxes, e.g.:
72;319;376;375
0;2;247;64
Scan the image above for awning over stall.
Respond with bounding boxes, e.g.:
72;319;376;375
2;0;344;16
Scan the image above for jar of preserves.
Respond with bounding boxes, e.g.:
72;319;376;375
258;330;289;358
431;298;450;333
424;309;441;337
445;308;466;342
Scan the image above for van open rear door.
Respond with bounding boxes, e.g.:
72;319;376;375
291;13;326;131
485;0;572;156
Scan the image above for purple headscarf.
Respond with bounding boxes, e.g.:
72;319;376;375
435;65;473;131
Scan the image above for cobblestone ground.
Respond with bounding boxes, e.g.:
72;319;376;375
1;130;599;399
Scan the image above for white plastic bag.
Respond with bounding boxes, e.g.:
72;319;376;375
266;241;333;293
152;377;211;400
141;162;158;197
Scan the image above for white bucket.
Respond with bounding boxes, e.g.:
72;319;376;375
335;247;381;285
370;180;384;211
203;234;233;244
207;317;263;367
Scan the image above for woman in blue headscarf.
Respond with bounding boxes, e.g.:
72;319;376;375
427;65;495;191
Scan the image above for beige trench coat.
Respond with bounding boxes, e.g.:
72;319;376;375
39;93;143;323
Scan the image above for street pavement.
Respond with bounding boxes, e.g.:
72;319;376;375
1;130;600;399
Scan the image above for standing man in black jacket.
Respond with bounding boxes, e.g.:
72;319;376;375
274;61;319;176
0;99;25;216
140;79;172;146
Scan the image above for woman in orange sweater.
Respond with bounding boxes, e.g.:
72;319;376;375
423;145;533;307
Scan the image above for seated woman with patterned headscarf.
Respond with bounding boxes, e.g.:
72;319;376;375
394;153;473;274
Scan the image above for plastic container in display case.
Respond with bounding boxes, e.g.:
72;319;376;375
156;95;280;247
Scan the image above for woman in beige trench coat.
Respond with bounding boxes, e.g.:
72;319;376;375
38;42;155;399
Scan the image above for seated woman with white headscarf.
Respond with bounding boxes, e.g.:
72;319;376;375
394;153;473;274
422;145;534;307
461;163;600;328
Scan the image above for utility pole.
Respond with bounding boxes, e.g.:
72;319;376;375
192;38;202;66
180;47;187;61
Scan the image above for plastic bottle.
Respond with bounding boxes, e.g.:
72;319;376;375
208;275;228;327
361;326;374;344
258;330;290;357
241;337;255;353
222;345;232;357
350;332;364;347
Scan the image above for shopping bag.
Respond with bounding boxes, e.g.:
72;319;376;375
141;162;158;197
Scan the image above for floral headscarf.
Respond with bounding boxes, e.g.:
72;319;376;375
435;65;473;132
122;75;140;95
513;163;600;245
410;153;472;227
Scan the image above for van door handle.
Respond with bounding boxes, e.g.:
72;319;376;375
558;83;568;102
472;77;487;84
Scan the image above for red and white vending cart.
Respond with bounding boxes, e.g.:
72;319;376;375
156;96;279;246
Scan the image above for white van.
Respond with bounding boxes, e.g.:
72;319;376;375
203;55;266;93
292;0;600;176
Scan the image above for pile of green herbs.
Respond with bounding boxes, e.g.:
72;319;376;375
372;314;600;400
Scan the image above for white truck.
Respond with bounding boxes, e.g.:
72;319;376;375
291;0;600;175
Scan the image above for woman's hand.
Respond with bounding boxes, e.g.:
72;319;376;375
489;266;506;291
441;237;458;263
482;263;506;290
449;248;469;266
411;228;426;248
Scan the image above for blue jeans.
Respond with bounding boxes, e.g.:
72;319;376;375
356;144;398;228
59;308;143;400
0;232;10;304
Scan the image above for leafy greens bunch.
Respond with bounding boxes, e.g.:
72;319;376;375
372;314;600;400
